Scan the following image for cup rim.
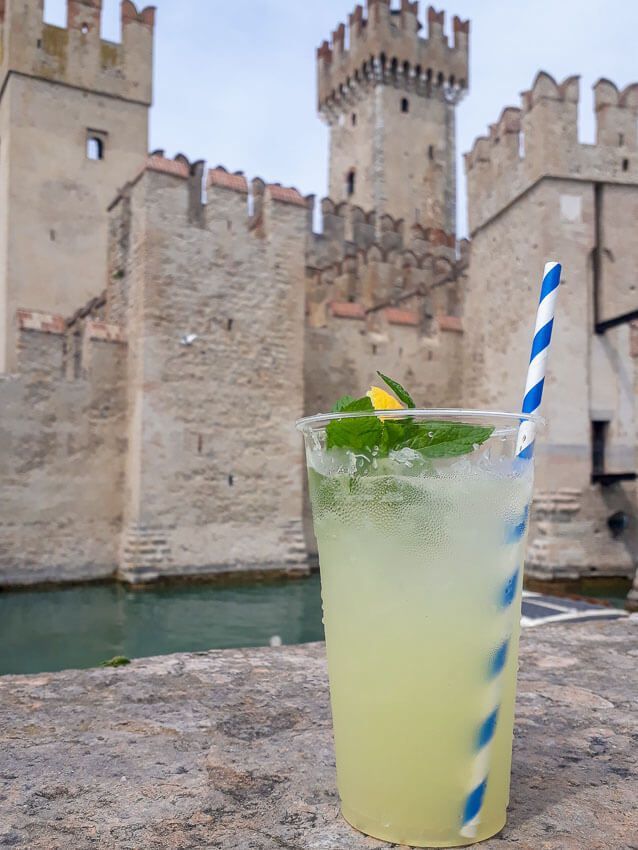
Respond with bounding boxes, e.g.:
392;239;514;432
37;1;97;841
296;408;544;434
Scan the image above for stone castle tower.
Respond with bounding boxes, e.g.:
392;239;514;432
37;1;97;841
463;72;638;590
0;0;154;371
318;1;468;232
0;0;637;605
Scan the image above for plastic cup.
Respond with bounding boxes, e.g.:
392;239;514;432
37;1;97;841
297;409;537;847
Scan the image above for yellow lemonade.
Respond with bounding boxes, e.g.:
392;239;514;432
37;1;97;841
308;457;533;847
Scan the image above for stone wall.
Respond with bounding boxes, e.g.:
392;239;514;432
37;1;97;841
465;74;638;236
108;156;309;582
0;311;127;585
0;0;152;371
305;199;465;413
463;74;638;583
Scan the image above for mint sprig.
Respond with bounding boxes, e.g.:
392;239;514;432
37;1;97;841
326;396;383;453
401;421;495;457
377;372;415;408
326;375;494;460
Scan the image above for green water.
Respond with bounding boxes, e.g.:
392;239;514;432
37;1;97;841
0;574;324;676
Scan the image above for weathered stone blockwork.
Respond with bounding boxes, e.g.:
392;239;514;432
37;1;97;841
0;312;127;585
305;199;465;415
108;157;309;582
0;0;153;371
464;72;638;586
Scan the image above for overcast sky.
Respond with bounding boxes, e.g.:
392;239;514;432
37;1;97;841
44;0;638;235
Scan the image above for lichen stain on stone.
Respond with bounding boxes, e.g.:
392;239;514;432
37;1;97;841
100;41;120;69
42;25;68;75
216;706;303;742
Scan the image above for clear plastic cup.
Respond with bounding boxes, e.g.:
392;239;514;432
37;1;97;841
297;409;537;847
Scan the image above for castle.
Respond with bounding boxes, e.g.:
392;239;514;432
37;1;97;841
1;1;637;607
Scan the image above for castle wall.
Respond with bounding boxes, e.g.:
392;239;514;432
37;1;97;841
0;0;152;371
305;311;463;416
464;74;638;582
109;159;309;582
0;312;127;585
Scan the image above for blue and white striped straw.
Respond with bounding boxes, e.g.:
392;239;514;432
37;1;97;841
460;260;561;840
515;262;562;458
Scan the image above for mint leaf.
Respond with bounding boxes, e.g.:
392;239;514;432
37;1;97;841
401;421;494;458
379;418;416;456
331;395;356;413
377;372;415;408
326;396;383;454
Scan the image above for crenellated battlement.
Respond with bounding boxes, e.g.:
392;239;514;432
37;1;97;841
594;78;638;146
465;71;638;234
306;196;462;335
0;0;154;105
110;153;313;220
309;196;456;268
317;1;469;117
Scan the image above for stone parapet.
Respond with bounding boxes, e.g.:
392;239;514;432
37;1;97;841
465;72;638;234
0;0;154;105
0;621;635;846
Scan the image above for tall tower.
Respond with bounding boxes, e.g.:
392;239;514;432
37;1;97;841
317;1;469;233
0;0;154;371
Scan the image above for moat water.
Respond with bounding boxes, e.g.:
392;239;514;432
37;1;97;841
0;573;628;676
0;574;324;675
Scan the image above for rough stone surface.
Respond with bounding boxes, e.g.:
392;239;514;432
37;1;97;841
0;619;636;849
0;326;127;584
0;2;153;370
463;74;638;584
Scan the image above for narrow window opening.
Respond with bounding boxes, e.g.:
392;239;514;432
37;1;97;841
346;169;356;197
227;318;233;331
228;474;234;487
592;420;608;477
86;137;104;161
73;334;82;379
37;38;42;48
81;22;89;34
401;97;409;113
518;132;525;159
622;158;629;172
197;434;203;454
372;344;378;355
428;144;434;160
50;229;56;241
619;133;625;146
351;112;357;126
